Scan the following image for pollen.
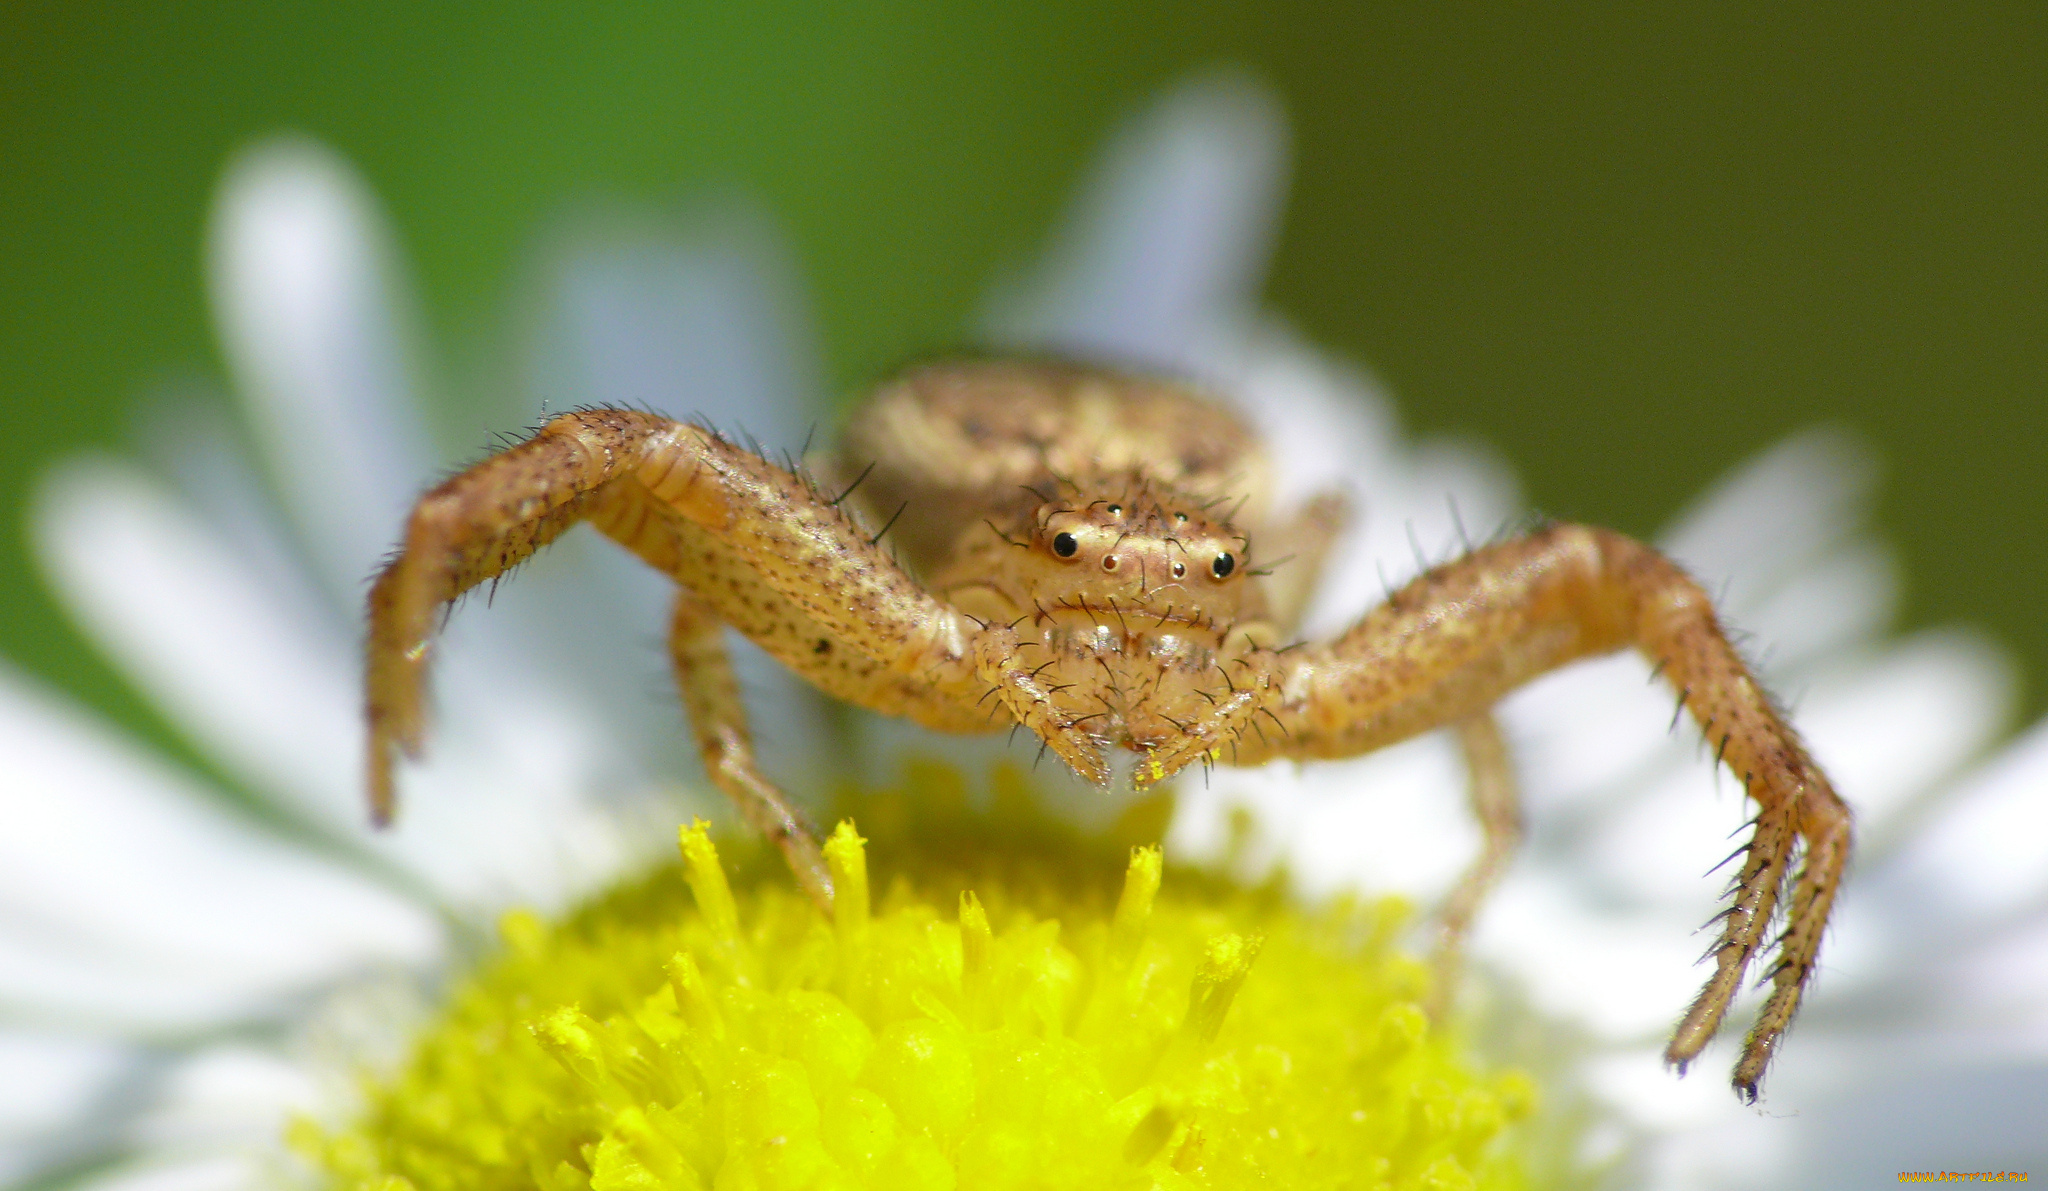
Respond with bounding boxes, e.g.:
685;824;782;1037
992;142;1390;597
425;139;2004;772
296;765;1543;1190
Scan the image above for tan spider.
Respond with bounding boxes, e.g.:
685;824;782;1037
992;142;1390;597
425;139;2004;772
366;357;1850;1101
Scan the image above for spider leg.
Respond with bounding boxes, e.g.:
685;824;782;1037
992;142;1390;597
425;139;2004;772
1426;711;1523;1019
366;409;676;824
666;590;834;910
1242;523;1850;1101
367;409;995;875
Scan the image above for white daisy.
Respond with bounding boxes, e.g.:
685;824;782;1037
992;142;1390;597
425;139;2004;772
4;72;2042;1190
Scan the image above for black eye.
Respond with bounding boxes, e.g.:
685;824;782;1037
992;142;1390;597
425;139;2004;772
1052;532;1079;558
1211;552;1235;578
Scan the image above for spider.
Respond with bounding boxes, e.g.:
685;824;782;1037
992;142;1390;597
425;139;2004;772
366;357;1850;1102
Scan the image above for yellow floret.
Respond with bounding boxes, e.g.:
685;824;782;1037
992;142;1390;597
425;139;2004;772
297;763;1544;1190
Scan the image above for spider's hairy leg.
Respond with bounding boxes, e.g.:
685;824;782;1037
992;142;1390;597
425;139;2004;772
1243;523;1851;1101
366;408;676;824
666;590;833;910
630;422;984;690
370;408;999;878
1426;711;1523;1019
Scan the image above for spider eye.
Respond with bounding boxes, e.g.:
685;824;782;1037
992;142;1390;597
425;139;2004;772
1052;531;1079;558
1171;561;1187;578
1211;552;1235;579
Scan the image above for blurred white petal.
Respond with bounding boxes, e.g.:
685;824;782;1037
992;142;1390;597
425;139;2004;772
32;457;652;915
1220;331;1408;509
72;1155;261;1191
1475;871;1709;1042
207;137;431;600
36;456;361;831
1501;653;1689;815
0;1031;133;1183
983;70;1288;380
531;202;821;447
1765;1061;2048;1186
0;664;441;1031
1533;630;2011;919
128;1044;319;1152
1659;427;1876;624
1732;539;1900;675
1892;711;2048;920
1797;628;2014;838
1168;734;1474;903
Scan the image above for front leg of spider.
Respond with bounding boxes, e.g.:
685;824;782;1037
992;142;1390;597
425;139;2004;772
1241;523;1851;1101
367;410;994;912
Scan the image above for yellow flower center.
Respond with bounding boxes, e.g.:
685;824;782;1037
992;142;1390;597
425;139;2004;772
296;764;1540;1189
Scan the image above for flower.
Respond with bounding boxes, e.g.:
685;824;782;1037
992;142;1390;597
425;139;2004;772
303;804;1540;1189
4;71;2045;1189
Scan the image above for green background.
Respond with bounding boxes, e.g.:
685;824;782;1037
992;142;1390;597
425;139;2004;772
4;3;2043;781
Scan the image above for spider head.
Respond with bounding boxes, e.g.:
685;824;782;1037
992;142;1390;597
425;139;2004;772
1017;484;1251;629
993;483;1273;772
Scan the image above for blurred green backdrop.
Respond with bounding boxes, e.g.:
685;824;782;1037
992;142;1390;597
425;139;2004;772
4;2;2043;782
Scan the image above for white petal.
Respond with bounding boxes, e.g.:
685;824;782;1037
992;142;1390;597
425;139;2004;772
1658;427;1877;624
1551;629;2013;913
1770;1063;2048;1189
1572;741;1756;912
1890;710;2048;919
209;142;682;886
532;203;821;449
1471;870;1715;1041
1628;1077;1797;1191
35;455;364;835
1650;1058;2048;1191
34;456;660;912
0;663;442;1031
128;1044;319;1152
1220;326;1407;513
1797;628;2015;840
206;137;430;598
1581;1046;1770;1135
0;1030;133;1184
1500;652;1691;815
70;1155;263;1191
982;70;1289;379
1169;734;1479;904
130;392;352;639
1931;915;2048;1041
1729;539;1899;675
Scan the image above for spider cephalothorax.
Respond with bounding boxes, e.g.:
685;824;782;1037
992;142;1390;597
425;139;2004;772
366;357;1850;1101
931;474;1277;770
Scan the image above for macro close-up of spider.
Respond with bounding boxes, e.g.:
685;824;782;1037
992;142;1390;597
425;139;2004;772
367;355;1852;1103
18;7;2048;1183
